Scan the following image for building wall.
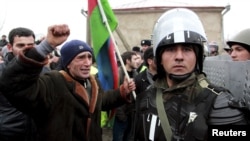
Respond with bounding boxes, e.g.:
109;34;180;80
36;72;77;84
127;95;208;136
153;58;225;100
113;7;225;54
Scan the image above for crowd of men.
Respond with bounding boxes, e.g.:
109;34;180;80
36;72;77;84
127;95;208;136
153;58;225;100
0;7;250;141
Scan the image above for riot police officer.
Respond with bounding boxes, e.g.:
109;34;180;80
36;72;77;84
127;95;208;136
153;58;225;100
133;8;248;141
226;28;250;116
226;28;250;61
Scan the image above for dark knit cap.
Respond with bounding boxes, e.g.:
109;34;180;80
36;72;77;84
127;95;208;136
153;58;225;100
60;40;92;68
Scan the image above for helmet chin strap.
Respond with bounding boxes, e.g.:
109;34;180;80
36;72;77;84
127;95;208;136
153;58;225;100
168;64;199;83
168;72;192;83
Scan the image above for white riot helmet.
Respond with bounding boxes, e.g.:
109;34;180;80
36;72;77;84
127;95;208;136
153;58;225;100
152;8;208;76
226;28;250;52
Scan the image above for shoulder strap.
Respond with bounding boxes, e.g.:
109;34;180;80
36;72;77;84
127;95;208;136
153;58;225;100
198;75;223;96
156;88;172;141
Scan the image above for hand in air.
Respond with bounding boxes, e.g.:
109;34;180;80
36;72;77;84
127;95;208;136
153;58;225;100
46;24;70;48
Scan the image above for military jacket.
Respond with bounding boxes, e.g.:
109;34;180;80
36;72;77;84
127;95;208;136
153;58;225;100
133;73;247;141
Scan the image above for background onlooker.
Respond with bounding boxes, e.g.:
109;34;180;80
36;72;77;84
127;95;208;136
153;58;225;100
208;41;219;56
132;46;141;53
140;39;151;54
113;51;138;141
0;35;8;48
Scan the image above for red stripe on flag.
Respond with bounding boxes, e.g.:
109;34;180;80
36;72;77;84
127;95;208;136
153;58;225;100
108;38;119;89
88;0;97;15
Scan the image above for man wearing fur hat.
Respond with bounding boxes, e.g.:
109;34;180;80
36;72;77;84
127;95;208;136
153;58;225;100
0;24;135;141
140;39;152;54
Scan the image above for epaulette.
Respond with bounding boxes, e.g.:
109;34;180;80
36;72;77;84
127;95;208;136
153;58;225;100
198;75;224;96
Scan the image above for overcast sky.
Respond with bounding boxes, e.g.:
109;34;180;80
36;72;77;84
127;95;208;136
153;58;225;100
222;0;250;39
0;0;86;41
0;0;249;42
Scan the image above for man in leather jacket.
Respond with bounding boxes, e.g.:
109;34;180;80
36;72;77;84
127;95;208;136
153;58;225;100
0;27;49;141
133;8;249;141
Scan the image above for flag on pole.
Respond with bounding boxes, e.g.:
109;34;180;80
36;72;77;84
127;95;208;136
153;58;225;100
96;38;119;90
88;0;119;128
88;0;119;90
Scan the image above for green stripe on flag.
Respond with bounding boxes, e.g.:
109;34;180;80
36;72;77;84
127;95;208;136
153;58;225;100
89;0;118;58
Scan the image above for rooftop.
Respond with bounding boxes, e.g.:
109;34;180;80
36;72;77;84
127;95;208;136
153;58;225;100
112;0;228;10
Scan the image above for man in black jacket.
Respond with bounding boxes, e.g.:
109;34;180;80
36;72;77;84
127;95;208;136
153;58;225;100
0;27;51;141
134;47;157;95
